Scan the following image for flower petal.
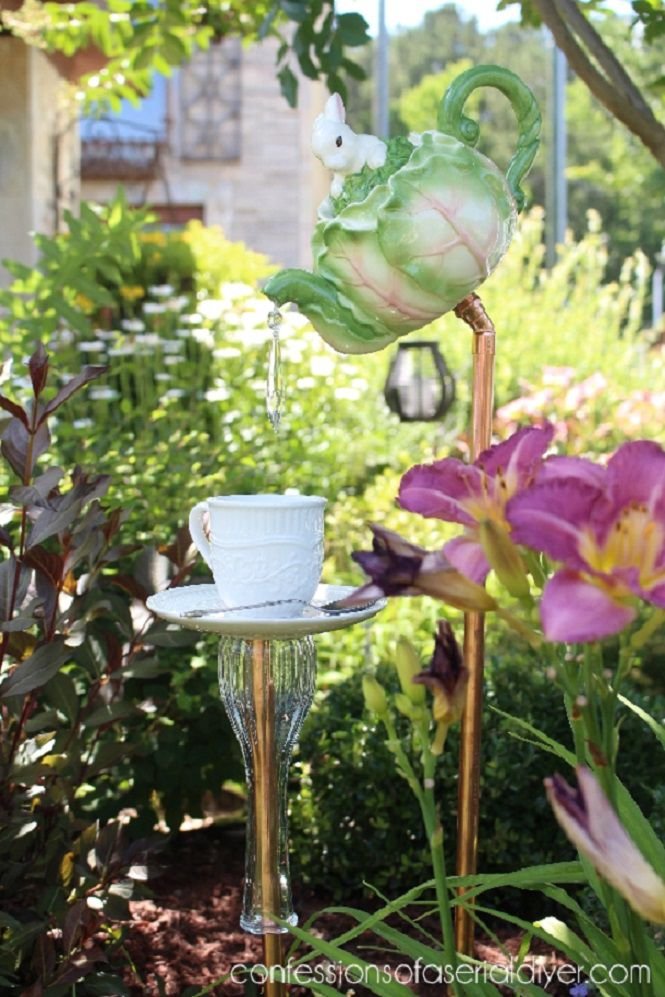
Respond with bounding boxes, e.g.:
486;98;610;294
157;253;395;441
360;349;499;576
443;534;490;584
339;581;390;605
607;440;665;516
398;461;483;526
477;423;554;482
538;455;607;489
541;570;636;642
507;478;604;566
367;523;428;560
644;580;665;607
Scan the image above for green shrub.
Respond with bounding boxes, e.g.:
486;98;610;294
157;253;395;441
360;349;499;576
181;219;277;294
0;347;239;993
289;632;665;909
424;207;651;415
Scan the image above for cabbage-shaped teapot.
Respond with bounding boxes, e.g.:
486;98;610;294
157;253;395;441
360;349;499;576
264;66;541;355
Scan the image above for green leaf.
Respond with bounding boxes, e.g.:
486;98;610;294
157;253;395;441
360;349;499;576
285;921;413;996
45;671;79;724
133;44;156;71
280;1;308;22
277;65;298;107
494;709;665;886
532;915;596;966
473;901;626;997
0;639;69;698
450;861;585;894
121;656;170;680
536;885;624;969
161;32;188;65
645;935;665;994
618;693;665;748
335;12;370;46
81;975;132;996
143;623;199;648
86;740;132;777
258;6;278;39
82;702;137;728
308;983;350;997
341;57;366;81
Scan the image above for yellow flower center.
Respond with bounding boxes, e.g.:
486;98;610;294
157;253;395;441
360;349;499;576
463;470;513;529
580;504;665;591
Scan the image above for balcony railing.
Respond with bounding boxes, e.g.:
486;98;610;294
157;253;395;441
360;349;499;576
81;138;165;181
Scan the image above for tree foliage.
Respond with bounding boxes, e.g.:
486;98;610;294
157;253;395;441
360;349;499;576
0;0;370;108
347;4;662;277
501;0;665;168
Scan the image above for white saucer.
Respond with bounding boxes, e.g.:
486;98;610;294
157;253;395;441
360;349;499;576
146;583;385;639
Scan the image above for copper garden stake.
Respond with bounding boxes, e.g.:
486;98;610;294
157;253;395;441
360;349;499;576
251;639;287;996
453;293;496;957
261;60;541;979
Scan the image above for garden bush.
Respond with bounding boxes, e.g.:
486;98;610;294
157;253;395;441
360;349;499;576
423;207;651;418
1;193;661;962
290;632;665;911
0;347;242;993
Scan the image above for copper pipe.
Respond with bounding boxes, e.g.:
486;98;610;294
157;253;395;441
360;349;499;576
452;293;496;957
251;640;287;997
264;934;286;996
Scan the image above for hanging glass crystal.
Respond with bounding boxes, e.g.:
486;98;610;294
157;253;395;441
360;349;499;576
218;635;316;933
266;308;283;431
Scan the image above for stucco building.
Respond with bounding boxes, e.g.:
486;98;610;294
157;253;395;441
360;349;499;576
0;34;327;285
79;39;327;269
0;36;80;283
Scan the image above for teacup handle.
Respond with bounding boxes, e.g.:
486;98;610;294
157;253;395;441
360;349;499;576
189;501;212;568
437;65;542;213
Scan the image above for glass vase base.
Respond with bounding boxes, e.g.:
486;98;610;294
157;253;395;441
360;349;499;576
240;911;298;935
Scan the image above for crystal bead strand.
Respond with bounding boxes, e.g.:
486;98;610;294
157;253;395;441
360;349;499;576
266;307;283;432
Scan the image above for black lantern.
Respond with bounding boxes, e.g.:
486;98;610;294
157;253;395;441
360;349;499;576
384;341;456;422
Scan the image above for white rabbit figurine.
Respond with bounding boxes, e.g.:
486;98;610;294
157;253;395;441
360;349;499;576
312;93;387;200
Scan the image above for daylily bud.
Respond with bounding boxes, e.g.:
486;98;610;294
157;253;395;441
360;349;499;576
419;566;497;612
394;692;426;722
395;638;426;705
431;720;447;756
413;620;468;730
478;519;530;599
546;767;665;924
362;674;389;718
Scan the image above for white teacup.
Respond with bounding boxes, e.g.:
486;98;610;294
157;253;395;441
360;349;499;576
188;494;327;618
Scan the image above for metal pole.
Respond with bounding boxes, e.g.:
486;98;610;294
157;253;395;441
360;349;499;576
546;41;567;267
375;0;389;138
452;293;496;957
251;639;287;996
654;266;664;330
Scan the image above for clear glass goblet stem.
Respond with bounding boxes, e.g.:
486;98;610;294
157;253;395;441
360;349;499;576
218;635;316;934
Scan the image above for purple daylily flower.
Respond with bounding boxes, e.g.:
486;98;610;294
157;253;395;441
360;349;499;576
413;619;468;728
546;767;665;924
398;424;554;584
344;524;496;612
507;440;665;642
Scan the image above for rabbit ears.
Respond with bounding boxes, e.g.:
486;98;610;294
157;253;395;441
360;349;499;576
323;93;346;123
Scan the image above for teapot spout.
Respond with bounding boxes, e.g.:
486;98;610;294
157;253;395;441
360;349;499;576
263;269;397;355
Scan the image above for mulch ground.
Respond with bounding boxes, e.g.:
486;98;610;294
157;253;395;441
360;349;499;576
122;824;576;996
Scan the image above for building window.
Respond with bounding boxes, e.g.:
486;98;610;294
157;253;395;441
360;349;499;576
179;39;242;161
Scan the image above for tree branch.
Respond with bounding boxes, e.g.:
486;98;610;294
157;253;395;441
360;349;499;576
555;0;653;118
531;0;665;169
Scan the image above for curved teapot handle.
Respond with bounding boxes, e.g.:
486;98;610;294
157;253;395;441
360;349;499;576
437;65;541;212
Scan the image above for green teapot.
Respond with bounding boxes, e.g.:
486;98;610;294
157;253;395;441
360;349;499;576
264;65;541;355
